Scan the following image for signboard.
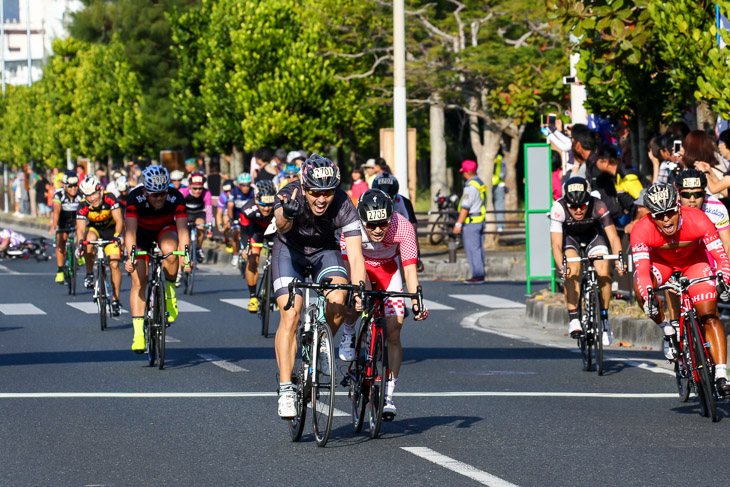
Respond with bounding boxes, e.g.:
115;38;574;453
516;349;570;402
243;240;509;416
524;143;554;294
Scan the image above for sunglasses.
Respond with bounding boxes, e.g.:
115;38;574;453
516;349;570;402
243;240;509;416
190;186;204;191
66;184;78;188
256;201;274;207
147;191;168;199
651;208;678;220
366;221;390;230
680;191;704;199
307;189;334;198
567;203;588;210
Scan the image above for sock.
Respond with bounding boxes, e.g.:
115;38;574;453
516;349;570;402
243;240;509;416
600;308;608;319
342;321;356;335
132;317;144;337
662;322;675;336
568;309;579;321
57;266;62;272
279;382;294;394
248;285;256;297
385;377;397;400
716;364;727;380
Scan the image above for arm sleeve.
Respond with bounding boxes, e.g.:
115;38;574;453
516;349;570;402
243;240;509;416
547;130;572;153
549;201;566;234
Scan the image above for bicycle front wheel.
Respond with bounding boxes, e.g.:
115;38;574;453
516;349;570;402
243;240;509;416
689;314;716;421
593;287;604;376
144;281;157;367
156;280;167;370
368;320;388;439
578;279;592;372
351;322;370;433
67;247;77;296
428;215;445;245
312;323;336;447
98;265;107;331
289;329;308;442
259;266;272;337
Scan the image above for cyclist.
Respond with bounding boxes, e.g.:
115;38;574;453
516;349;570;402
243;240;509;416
124;165;191;352
340;188;428;419
550;177;624;344
372;172;424;272
51;171;83;284
228;172;255;266
631;183;730;395
275;163;299;190
179;171;214;264
170;170;185;191
0;228;27;257
108;175;130;209
239;180;277;312
273;154;366;419
676;169;730;255
217;179;234;253
76;175;124;316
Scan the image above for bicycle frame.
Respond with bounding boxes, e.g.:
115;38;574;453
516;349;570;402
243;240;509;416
83;238;117;331
56;228;77;295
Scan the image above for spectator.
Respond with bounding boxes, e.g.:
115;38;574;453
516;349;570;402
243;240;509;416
348;167;368;203
273;148;287;170
452;160;487;284
587;145;642;227
551;151;563;201
95;166;108;188
208;161;222;197
50;167;62;189
654;131;683;184
254;150;278;182
492;154;506;230
35;171;51;216
29;166;40;217
362;159;378;187
375;157;392;175
683;130;727;199
545;122;599;179
717;129;730;168
250;148;272;181
75;164;86;182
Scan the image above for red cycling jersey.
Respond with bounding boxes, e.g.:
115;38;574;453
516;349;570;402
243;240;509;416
631;206;730;302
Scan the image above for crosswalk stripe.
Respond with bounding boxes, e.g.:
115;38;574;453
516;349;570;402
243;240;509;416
449;294;525;309
402;447;520;487
220;298;250;309
422;299;454;311
176;300;209;312
0;303;46;315
66;302;128;314
197;353;249;372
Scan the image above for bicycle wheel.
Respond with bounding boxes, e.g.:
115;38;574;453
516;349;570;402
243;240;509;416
578;279;592;372
312;323;336;447
67;244;77;296
156;279;167;370
428;214;445;245
350;321;370;433
259;266;272;337
97;264;107;331
593;287;604;376
689;314;717;421
145;284;156;367
188;237;196;296
675;360;691;403
289;329;308;442
368;320;388;439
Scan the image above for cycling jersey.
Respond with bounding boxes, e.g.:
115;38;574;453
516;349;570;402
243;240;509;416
550;197;613;236
702;194;730;232
125;186;187;231
53;188;82;228
217;191;230;210
631;206;730;303
393;194;418;225
239;199;273;244
77;192;120;230
179;186;214;225
228;186;255;221
0;229;25;247
340;212;417;268
273;181;361;256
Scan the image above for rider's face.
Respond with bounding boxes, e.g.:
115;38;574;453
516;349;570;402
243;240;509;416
679;189;705;209
305;189;334;216
145;189;168;209
85;191;101;207
257;203;273;217
364;221;389;242
567;203;588;220
65;184;78;196
651;206;680;236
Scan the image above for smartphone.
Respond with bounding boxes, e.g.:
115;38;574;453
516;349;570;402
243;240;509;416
563;76;577;84
673;140;682;154
548;113;557;125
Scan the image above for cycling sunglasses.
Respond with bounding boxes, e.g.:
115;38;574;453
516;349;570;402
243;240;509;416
147;191;168;198
65;184;78;188
365;221;390;230
651;208;678;220
567;203;588;210
307;189;335;198
680;191;704;199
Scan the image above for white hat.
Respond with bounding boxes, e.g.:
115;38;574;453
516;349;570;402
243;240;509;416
362;158;376;168
287;151;304;164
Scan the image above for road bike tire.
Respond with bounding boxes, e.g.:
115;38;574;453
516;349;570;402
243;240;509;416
593;287;604;376
689;315;717;421
259;266;272;337
675;361;691;403
144;278;157;367
368;320;388;439
289;329;308;442
578;279;592;372
98;265;107;331
351;322;370;433
157;279;167;370
312;323;336;447
67;243;77;296
428;214;445;246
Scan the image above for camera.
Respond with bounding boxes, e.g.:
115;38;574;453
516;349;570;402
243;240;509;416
562;76;577;85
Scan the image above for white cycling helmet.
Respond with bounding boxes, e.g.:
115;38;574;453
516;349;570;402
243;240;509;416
79;175;102;196
170;169;184;181
142;165;170;192
115;176;129;192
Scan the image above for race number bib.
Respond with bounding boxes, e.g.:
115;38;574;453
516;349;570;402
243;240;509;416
312;167;334;179
366;209;387;221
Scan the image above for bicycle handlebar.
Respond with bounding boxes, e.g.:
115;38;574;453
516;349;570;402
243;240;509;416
562;251;625;277
361;286;424;316
649;271;724;297
81;239;119;247
130;244;190;266
283;278;365;311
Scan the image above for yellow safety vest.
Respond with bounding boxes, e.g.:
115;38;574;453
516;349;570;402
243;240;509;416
459;178;488;224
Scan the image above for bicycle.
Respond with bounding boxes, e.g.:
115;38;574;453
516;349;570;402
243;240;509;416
649;272;724;422
82;238;119;331
182;222;211;296
563;250;623;376
56;228;78;296
131;244;189;370
2;237;52;261
342;286;424;439
283;277;362;447
255;239;275;337
427;190;459;245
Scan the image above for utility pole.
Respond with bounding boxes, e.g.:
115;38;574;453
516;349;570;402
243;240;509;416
26;0;31;86
393;0;408;196
1;0;5;95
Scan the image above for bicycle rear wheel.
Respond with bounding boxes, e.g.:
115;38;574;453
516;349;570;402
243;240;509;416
578;280;592;372
368;320;388;439
67;247;77;296
428;215;445;245
289;329;308;442
259;266;272;337
689;315;716;421
97;264;107;331
312;323;335;447
156;280;167;370
350;322;370;433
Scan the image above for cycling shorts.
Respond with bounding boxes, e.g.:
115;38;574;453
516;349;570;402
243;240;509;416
272;240;348;299
87;226;120;257
366;258;405;318
187;210;205;222
563;229;608;257
58;214;77;232
644;260;716;304
136;224;178;253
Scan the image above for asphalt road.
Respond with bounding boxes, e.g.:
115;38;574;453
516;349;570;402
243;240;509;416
0;253;729;487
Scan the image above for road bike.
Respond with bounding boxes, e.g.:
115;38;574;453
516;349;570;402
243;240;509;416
83;238;118;331
563;250;623;376
56;228;78;296
2;237;51;261
427;190;459;245
131;244;189;370
255;239;275;337
283;278;362;447
649;272;724;422
182;222;210;296
343;286;423;439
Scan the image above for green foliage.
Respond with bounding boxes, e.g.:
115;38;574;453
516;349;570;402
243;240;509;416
692;0;730;119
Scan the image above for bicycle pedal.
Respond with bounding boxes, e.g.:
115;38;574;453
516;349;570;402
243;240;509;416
134;349;145;355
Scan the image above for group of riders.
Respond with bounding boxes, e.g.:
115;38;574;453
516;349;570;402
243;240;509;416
46;153;429;420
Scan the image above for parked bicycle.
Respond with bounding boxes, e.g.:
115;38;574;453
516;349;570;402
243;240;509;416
563;250;623;376
427;190;459;245
283;277;362;447
131;244;189;370
649;272;725;422
56;228;78;295
343;286;424;439
83;238;119;331
255;239;275;337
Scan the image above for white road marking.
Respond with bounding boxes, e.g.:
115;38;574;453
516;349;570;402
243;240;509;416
66;302;128;314
422;299;454;311
197;354;249;372
220;298;251;309
0;303;46;315
308;402;349;417
176;300;209;312
0;264;19;274
166;335;180;343
450;294;525;308
402;447;520;487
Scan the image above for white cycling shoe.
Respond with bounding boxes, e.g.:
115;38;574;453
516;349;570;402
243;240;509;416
568;318;582;338
278;390;296;419
338;333;356;361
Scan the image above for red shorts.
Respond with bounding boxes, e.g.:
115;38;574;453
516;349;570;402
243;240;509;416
366;258;405;317
650;260;716;304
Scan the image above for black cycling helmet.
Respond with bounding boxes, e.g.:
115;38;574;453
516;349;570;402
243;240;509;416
299;153;340;191
372;172;400;199
221;179;234;192
62;170;79;186
357;189;394;225
562;177;591;206
255;180;277;206
644;183;679;214
675;168;707;191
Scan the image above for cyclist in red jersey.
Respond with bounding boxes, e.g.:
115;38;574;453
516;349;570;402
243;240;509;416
631;183;730;395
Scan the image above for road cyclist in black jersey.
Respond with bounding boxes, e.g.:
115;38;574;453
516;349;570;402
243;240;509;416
51;171;82;284
123;165;192;353
76;175;125;316
273;153;367;419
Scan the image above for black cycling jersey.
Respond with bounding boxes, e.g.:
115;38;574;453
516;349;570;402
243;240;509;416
239;199;273;242
53;188;82;228
550;197;613;236
126;186;187;231
274;181;361;256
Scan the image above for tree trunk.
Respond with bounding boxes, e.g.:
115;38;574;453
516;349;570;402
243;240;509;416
230;146;243;178
696;100;716;133
503;122;525;218
637;110;648;180
429;96;448;214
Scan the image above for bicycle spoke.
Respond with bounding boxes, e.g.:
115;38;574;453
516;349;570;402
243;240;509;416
312;324;335;447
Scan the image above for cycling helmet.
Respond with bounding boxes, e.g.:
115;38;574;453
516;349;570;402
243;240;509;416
62;170;79;186
562;177;591;206
357;189;394;225
237;172;252;185
300;154;340;191
676;168;707;190
115;176;129;192
372;172;400;199
170;170;184;181
142;165;170;192
79;175;102;196
644;183;679;214
189;171;206;187
255;180;277;206
221;179;233;192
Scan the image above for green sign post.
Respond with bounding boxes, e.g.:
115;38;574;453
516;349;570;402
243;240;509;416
524;143;555;294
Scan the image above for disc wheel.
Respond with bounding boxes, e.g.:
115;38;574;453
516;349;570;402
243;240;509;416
689;315;717;421
289;329;308;442
312;323;335;447
368;322;388;439
351;323;370;433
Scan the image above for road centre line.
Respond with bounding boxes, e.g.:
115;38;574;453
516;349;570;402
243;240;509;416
402;447;520;487
197;354;249;372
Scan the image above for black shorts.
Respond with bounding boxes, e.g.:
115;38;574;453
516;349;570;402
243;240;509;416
59;214;77;232
272;240;348;298
563;229;609;257
187;210;205;222
136;224;178;252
